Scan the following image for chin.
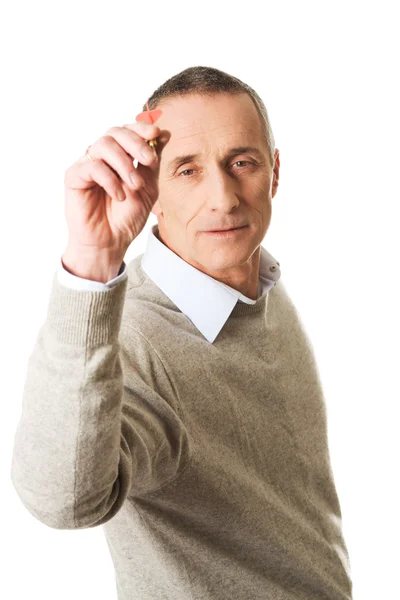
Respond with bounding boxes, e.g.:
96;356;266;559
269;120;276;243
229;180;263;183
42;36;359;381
202;248;252;271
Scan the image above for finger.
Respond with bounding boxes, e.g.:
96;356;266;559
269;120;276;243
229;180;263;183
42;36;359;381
122;122;162;163
86;134;148;191
104;126;159;169
68;158;140;202
120;121;161;144
105;126;161;176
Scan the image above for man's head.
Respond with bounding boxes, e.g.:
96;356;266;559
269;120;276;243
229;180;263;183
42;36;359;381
144;66;280;297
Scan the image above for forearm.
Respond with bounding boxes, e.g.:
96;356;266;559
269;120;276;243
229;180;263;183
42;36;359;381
10;272;129;529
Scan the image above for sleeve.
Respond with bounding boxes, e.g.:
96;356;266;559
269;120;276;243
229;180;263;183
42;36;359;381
57;256;128;291
10;272;192;531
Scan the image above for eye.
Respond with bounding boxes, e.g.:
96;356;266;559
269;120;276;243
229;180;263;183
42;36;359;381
177;160;254;178
231;160;253;169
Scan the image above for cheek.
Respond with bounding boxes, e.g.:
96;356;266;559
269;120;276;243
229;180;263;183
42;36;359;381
172;190;203;221
252;182;273;211
164;202;197;231
251;172;271;193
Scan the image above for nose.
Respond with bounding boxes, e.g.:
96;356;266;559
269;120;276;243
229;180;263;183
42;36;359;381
205;167;240;213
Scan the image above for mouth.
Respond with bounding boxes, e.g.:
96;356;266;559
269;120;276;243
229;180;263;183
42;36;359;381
203;225;249;237
205;225;248;232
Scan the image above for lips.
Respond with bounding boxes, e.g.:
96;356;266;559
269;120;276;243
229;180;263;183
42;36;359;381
206;225;247;232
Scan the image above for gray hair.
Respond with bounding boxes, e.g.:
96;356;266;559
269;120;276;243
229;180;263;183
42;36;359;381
143;66;276;167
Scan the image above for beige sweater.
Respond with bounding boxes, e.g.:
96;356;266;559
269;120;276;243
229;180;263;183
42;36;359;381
11;253;353;599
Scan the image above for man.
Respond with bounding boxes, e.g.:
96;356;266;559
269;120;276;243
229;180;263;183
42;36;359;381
11;66;353;599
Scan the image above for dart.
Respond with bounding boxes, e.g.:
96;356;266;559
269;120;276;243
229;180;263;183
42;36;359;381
135;102;163;149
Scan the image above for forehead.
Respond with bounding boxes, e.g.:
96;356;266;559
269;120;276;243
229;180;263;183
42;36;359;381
155;93;265;153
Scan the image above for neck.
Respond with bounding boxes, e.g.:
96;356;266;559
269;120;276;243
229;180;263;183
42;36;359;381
154;223;261;300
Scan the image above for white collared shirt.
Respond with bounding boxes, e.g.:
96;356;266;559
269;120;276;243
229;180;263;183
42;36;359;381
57;224;281;343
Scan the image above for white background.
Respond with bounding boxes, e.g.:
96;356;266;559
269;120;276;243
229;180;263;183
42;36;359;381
2;1;399;598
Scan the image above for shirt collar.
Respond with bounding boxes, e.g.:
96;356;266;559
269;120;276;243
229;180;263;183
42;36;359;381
141;224;281;343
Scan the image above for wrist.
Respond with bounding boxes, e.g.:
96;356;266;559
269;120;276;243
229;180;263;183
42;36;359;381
62;247;125;284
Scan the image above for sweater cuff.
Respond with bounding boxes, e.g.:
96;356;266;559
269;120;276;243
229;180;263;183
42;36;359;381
46;270;129;347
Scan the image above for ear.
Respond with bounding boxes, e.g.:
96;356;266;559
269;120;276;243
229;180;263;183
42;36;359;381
271;149;280;197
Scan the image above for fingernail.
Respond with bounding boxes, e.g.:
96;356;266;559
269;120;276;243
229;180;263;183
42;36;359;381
117;188;126;201
141;146;154;162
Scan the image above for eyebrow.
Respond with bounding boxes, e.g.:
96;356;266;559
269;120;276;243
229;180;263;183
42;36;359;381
167;146;264;173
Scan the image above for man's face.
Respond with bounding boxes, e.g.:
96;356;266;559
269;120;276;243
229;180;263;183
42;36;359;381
151;92;280;276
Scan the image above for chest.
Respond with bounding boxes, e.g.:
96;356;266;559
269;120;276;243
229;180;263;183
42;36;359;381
164;321;329;486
